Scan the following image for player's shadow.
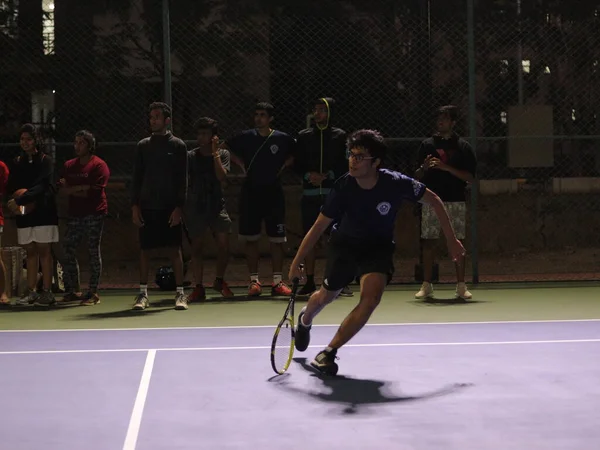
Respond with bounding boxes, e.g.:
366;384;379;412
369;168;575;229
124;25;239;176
271;357;471;415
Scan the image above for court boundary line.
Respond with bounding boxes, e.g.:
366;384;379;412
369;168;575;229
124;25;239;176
1;338;600;355
122;349;156;450
1;318;600;333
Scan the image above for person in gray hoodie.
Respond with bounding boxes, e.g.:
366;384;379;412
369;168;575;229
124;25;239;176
294;97;353;297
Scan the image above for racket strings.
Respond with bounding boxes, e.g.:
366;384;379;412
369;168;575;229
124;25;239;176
272;318;294;372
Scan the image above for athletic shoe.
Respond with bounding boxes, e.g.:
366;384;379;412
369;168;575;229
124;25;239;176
294;307;311;351
213;279;234;299
339;285;353;297
456;282;472;300
34;290;56;307
174;292;189;310
189;285;206;302
415;282;433;299
248;281;262;297
310;348;339;376
271;281;292;297
132;293;149;310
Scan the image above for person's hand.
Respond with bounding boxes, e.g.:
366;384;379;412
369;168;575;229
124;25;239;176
7;199;19;214
288;263;305;284
169;207;182;227
447;238;466;262
428;157;450;171
211;135;220;156
132;205;144;227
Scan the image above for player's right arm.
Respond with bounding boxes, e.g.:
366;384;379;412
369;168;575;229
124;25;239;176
289;213;334;281
220;136;246;173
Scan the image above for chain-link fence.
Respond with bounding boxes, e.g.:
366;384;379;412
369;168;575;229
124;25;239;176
0;0;599;288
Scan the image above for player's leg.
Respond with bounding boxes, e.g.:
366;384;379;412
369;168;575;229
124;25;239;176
211;209;234;298
80;215;104;305
416;203;438;299
447;202;472;300
34;225;59;306
163;212;187;310
310;241;394;375
61;217;85;302
15;230;40;305
238;185;263;296
133;209;158;310
295;235;357;352
265;184;291;296
183;208;208;302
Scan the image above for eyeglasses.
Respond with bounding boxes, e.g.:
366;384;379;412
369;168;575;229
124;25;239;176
346;150;374;162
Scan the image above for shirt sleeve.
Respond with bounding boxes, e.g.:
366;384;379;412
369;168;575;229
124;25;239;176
416;141;429;168
321;178;346;219
15;155;54;205
0;163;8;195
91;160;110;189
394;173;426;203
460;140;477;176
219;149;231;173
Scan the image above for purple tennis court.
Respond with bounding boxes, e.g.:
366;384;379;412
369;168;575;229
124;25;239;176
2;320;600;449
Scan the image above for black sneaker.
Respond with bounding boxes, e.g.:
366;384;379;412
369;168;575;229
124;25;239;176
310;348;339;376
298;282;316;296
294;307;311;352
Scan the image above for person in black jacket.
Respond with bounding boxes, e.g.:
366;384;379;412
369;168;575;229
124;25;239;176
294;97;352;296
6;124;59;307
130;102;189;311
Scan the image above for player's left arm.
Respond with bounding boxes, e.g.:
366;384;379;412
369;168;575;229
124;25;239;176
429;141;476;183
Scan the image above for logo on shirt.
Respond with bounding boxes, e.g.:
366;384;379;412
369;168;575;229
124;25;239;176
376;202;391;216
412;180;422;197
270;144;279;154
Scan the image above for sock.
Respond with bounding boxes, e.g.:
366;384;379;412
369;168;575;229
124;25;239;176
306;274;315;285
250;273;259;283
273;272;282;285
140;284;148;295
176;285;184;295
325;346;336;353
301;313;312;327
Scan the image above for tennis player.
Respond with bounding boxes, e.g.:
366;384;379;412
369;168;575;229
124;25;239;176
131;102;189;311
288;129;465;375
221;102;296;297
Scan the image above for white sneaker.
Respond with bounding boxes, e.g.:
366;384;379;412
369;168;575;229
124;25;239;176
415;282;433;299
174;292;189;310
456;282;472;300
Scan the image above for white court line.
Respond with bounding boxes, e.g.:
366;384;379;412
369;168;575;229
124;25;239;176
122;349;156;450
1;318;600;333
1;338;600;355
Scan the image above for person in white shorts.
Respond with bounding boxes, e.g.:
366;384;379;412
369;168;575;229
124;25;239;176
414;106;477;300
7;124;59;307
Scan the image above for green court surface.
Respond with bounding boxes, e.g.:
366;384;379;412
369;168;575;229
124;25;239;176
0;282;599;331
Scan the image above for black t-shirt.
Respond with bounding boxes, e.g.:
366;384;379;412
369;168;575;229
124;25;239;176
322;169;426;243
226;129;296;186
417;134;477;202
186;147;230;214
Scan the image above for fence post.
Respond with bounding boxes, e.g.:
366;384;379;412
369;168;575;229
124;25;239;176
467;0;479;284
162;0;173;128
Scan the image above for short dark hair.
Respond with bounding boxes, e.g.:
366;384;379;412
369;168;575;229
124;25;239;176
437;105;458;121
346;129;387;162
75;129;96;153
149;102;172;119
194;117;218;135
20;123;39;143
255;102;274;117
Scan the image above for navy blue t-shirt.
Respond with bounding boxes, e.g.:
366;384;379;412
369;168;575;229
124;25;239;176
322;169;427;243
226;129;296;186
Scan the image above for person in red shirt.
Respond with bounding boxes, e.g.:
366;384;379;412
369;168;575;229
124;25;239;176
57;130;110;305
0;160;9;305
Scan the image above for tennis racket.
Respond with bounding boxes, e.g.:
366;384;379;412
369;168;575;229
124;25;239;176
270;266;303;375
